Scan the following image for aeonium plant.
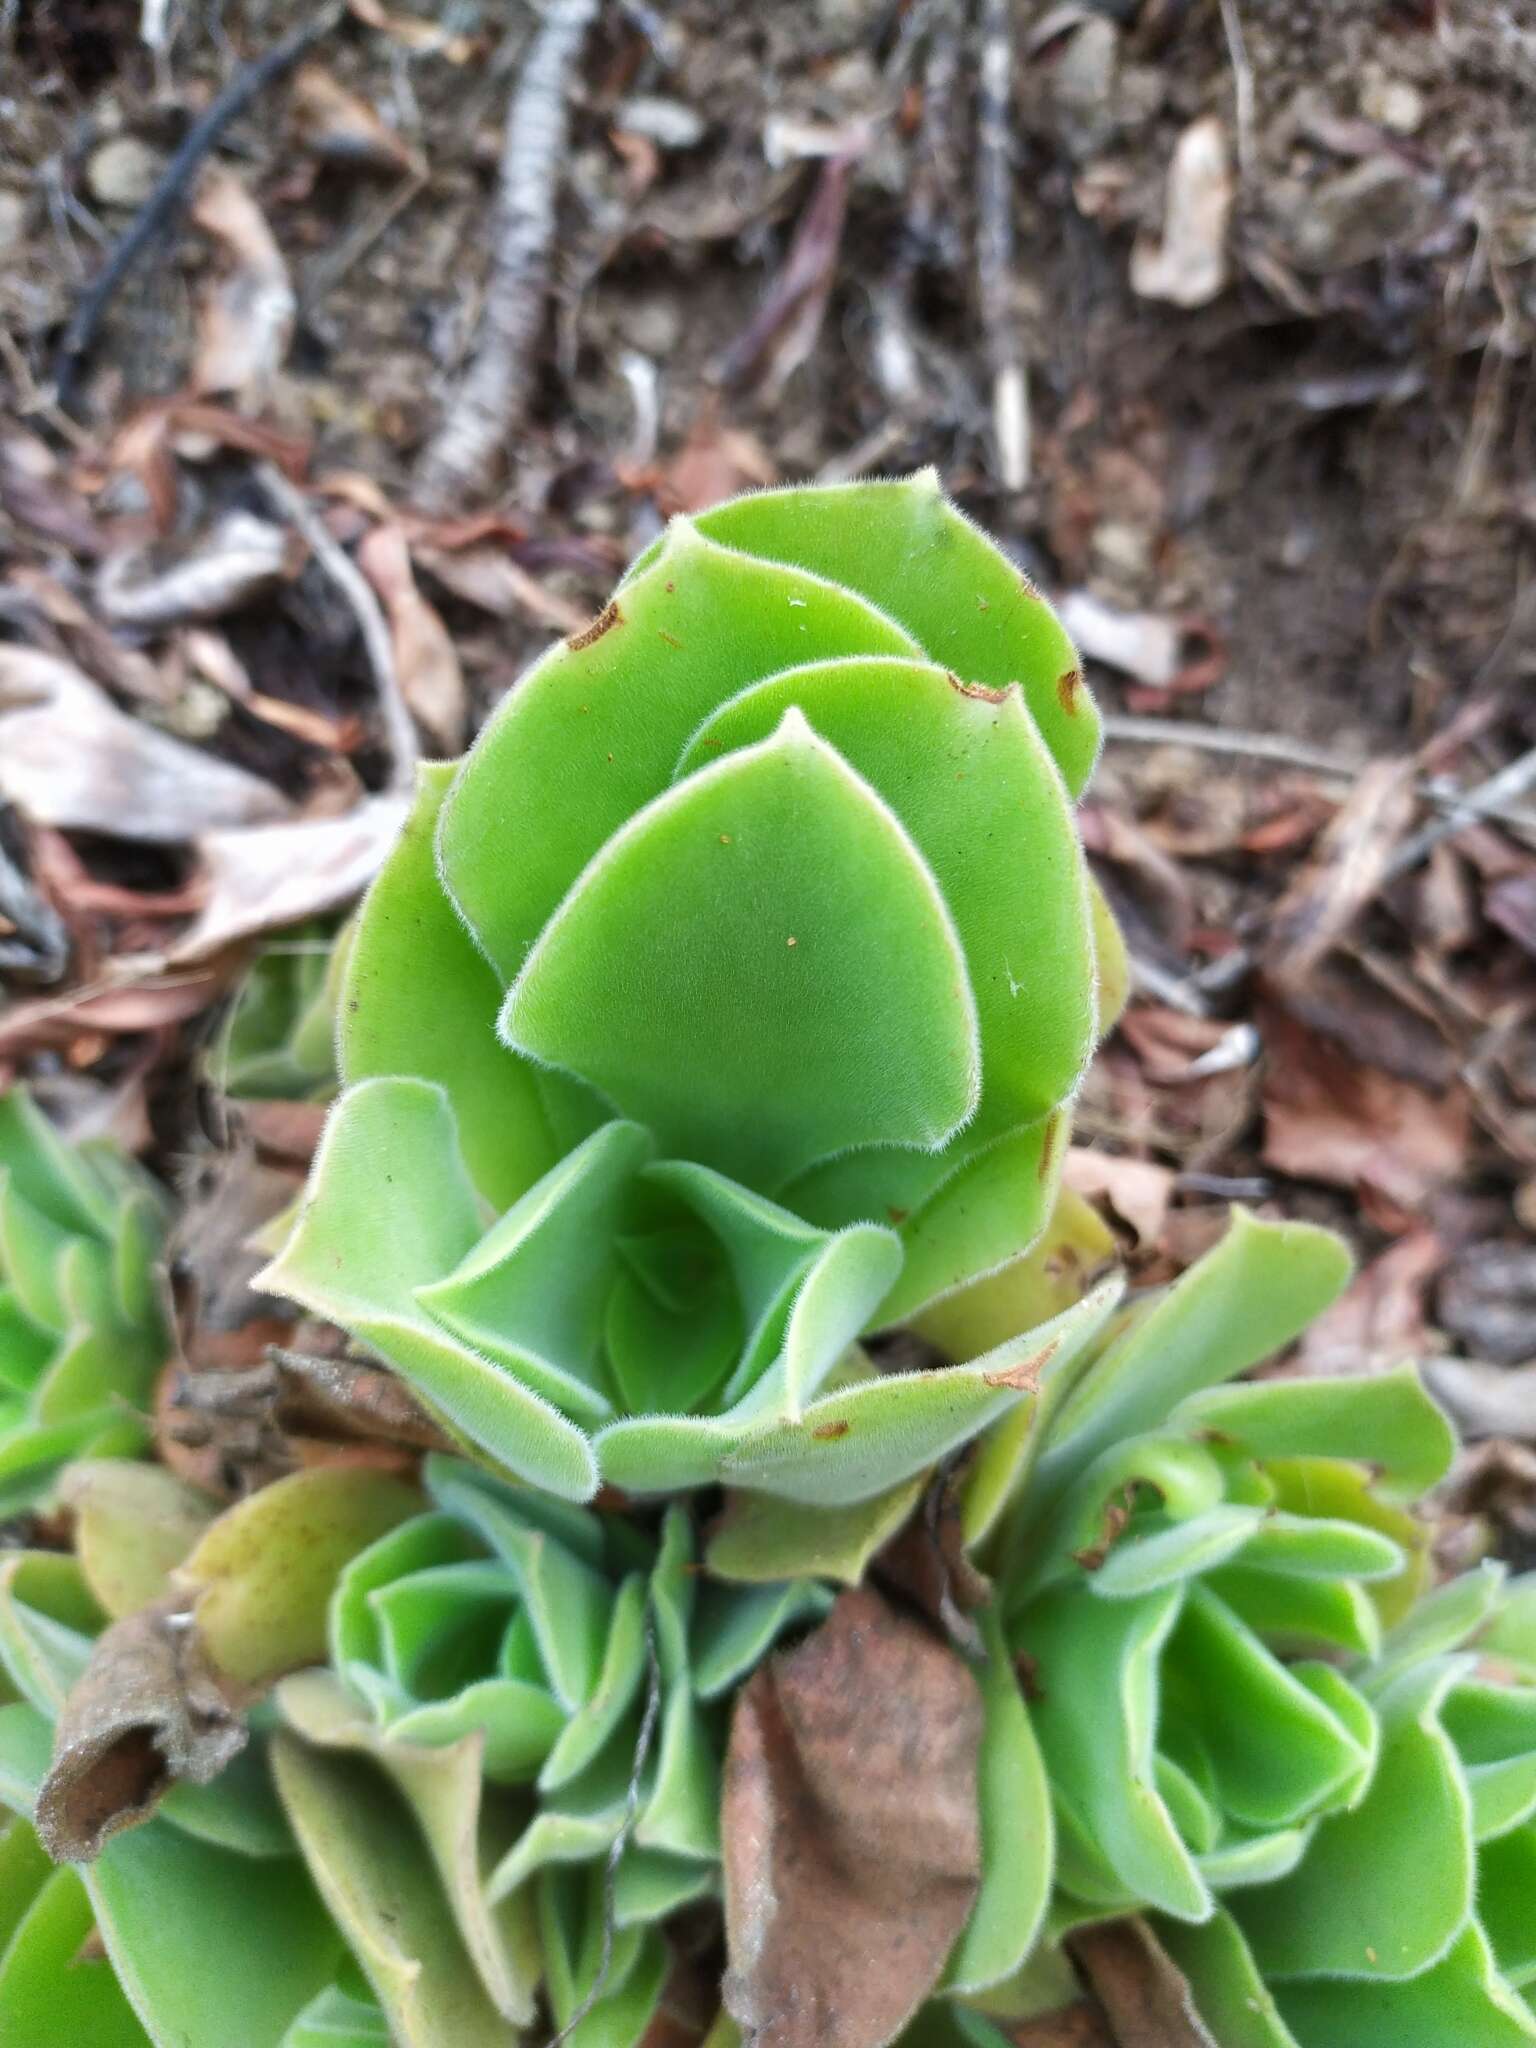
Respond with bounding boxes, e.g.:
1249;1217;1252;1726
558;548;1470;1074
257;472;1129;1504
0;1089;167;1517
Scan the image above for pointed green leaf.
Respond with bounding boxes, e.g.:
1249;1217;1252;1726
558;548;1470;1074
503;710;980;1190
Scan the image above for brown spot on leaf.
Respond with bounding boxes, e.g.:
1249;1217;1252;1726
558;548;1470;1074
886;1205;909;1225
565;599;623;651
1057;667;1084;715
812;1419;850;1441
983;1335;1059;1391
1072;1487;1136;1572
722;1586;983;2048
945;670;1009;703
658;629;685;650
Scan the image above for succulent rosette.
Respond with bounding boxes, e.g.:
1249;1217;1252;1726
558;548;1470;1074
0;1479;347;2046
0;1090;167;1516
269;1453;824;2045
214;918;346;1102
258;473;1127;1504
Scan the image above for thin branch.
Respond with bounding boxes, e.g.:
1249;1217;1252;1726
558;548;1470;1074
414;0;600;509
253;463;419;792
1387;742;1536;878
1217;0;1256;187
1102;713;1536;836
975;0;1027;489
52;1;343;409
546;1617;662;2047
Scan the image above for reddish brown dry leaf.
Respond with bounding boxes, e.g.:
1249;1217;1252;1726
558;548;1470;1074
1295;1228;1441;1378
413;542;588;632
356;525;468;751
188;167;295;406
0;973;228;1065
290;63;426;176
1011;2005;1115;2047
109;402;309;534
1117;1006;1233;1085
1260;1001;1470;1214
1067;1921;1216;2047
1064;1146;1175;1248
722;1585;983;2048
1265;758;1418;984
658;417;779;516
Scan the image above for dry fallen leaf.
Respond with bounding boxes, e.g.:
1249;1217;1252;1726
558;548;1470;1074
1295;1228;1441;1378
1425;1355;1536;1441
0;646;291;841
290;63;426;176
33;1595;245;1863
356;525;467;752
1064;1145;1176;1248
1130;115;1234;309
189;166;296;406
1067;1921;1217;2047
1260;1000;1470;1215
170;794;411;962
722;1584;983;2048
1265;759;1418;984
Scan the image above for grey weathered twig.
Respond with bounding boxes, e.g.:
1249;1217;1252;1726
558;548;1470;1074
52;1;343;409
253;462;419;791
413;0;600;509
1217;0;1256;187
975;0;1027;489
1387;742;1536;879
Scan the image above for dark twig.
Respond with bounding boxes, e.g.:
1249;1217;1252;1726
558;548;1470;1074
414;0;601;510
52;2;343;410
547;1616;662;2048
975;0;1027;489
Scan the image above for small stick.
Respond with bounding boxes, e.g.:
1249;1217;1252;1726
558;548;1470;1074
1387;741;1536;879
1103;713;1536;836
975;0;1027;490
414;0;600;510
254;462;419;792
1217;0;1256;187
52;1;343;409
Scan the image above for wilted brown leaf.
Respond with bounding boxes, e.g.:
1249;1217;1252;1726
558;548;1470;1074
188;167;296;406
171;794;410;962
722;1585;983;2048
1265;759;1417;985
0;646;291;841
1067;1921;1216;2047
1260;1000;1469;1215
1064;1146;1175;1248
357;524;467;752
33;1594;245;1862
1296;1229;1440;1378
290;63;425;176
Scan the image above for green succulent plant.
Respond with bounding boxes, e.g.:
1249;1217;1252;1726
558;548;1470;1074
0;1477;347;2046
0;1090;167;1517
270;1452;825;2046
213;920;346;1102
256;472;1126;1506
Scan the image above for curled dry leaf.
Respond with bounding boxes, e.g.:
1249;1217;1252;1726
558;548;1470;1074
1264;759;1417;984
356;524;467;752
1130;115;1234;309
1295;1228;1440;1378
290;63;425;176
1064;1144;1175;1248
1067;1921;1217;2047
188;166;296;406
722;1584;984;2048
1259;1000;1469;1215
412;542;590;633
33;1595;246;1863
95;510;290;629
0;646;291;841
170;792;411;962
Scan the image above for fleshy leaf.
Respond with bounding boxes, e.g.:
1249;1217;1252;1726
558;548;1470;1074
502;710;981;1191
